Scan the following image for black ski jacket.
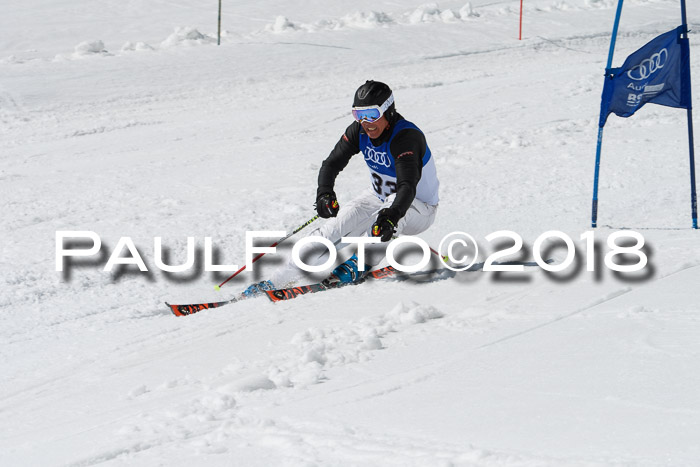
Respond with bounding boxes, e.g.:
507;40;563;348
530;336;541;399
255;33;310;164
317;114;426;219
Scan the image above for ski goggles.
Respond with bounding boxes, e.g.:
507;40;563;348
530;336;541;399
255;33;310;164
351;93;394;123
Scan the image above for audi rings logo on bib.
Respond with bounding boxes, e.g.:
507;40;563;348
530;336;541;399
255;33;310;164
364;147;392;168
627;48;668;81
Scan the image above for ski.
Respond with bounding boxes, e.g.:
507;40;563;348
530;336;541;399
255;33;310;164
265;265;455;302
264;259;551;303
167;259;552;314
166;294;247;317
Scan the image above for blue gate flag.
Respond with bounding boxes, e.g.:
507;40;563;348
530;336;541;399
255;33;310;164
599;26;691;127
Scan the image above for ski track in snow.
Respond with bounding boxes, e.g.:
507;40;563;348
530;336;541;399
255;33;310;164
2;0;700;465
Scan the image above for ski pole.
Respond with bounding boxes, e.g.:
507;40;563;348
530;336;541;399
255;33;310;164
215;215;319;290
430;246;449;263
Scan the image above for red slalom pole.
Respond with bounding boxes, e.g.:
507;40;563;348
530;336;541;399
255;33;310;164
519;0;524;40
216;215;319;290
430;246;449;263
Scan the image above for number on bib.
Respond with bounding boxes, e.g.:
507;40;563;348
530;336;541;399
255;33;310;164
371;173;397;198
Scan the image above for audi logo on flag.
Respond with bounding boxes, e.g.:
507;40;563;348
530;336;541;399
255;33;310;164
627;48;668;81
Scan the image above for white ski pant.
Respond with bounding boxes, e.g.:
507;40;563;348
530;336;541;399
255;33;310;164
271;189;438;287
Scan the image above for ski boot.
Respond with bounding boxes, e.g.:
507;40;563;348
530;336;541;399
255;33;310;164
242;280;275;298
323;254;363;287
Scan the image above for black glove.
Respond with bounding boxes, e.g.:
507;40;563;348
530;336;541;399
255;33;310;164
316;192;339;218
371;207;400;242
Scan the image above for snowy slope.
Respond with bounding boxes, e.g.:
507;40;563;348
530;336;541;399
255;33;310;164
2;0;700;465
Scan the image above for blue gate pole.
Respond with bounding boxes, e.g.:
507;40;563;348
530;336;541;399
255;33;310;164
592;127;605;227
592;0;625;228
680;0;698;229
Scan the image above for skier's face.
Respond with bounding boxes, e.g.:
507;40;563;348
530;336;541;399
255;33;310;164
361;115;389;140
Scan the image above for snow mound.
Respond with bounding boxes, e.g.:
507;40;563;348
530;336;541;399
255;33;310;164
161;27;215;48
260;0;633;35
266;12;393;33
128;384;150;398
73;40;109;57
409;3;451;23
584;0;616;8
337;11;394;29
459;2;481;19
218;374;277;393
263;4;486;35
267;301;444;388
1;55;21;64
265;16;300;33
115;391;238;450
121;41;154;53
405;3;483;24
386;301;445;324
198;392;237;412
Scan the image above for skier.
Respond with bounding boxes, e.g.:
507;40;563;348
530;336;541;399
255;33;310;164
244;80;439;296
